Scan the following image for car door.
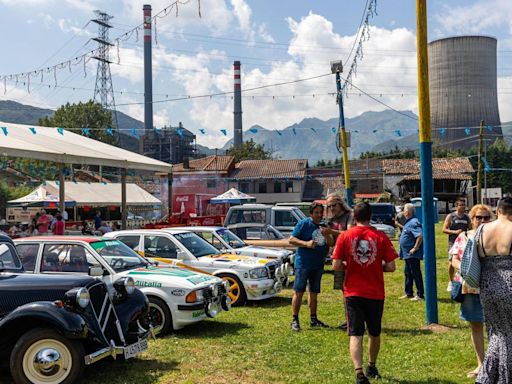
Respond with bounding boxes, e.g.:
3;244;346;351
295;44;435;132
39;244;101;274
15;243;41;273
143;235;179;261
115;235;142;254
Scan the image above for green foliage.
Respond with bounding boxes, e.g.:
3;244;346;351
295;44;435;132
0;181;32;219
226;139;273;163
39;100;115;145
484;139;512;194
359;145;418;159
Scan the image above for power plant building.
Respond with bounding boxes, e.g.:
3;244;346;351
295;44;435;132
428;36;502;150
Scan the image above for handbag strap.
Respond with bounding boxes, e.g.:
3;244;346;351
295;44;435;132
475;224;485;257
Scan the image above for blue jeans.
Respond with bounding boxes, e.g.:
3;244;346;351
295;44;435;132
404;258;424;297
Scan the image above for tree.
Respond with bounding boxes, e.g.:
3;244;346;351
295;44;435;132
39;100;115;144
0;181;32;220
483;139;512;194
227;140;273;163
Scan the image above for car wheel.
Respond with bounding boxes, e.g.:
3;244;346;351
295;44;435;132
148;296;172;336
10;327;84;384
217;273;247;306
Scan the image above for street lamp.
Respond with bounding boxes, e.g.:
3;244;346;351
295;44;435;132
331;60;353;206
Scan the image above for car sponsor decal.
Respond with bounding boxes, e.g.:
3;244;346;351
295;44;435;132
186;274;215;285
170;289;186;296
134;280;162;288
128;266;214;285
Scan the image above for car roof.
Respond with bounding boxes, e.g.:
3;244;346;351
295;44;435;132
105;229;189;236
229;204;272;209
15;236;104;243
172;226;223;231
0;234;15;245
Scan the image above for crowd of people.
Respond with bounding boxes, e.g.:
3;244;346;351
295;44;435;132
288;193;512;384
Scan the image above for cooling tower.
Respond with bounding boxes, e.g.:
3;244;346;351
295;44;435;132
428;36;502;150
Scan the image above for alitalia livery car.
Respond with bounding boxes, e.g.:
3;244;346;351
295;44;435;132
14;237;230;335
104;229;286;306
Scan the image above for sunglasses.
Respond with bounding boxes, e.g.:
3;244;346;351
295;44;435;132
475;215;491;221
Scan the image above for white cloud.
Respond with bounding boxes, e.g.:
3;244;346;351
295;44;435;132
231;0;252;34
110;47;144;84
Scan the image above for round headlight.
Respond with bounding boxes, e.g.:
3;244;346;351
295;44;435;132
76;288;90;309
223;280;231;291
212;284;219;297
196;289;204;302
221;295;231;311
206;302;219;318
125;277;135;295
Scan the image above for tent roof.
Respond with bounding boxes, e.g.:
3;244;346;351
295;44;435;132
0;121;172;173
210;188;256;204
9;181;161;206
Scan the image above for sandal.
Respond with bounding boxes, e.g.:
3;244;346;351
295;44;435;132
467;369;480;378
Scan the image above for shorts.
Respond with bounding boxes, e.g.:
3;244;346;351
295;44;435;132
293;268;323;293
460;294;484;323
345;296;384;337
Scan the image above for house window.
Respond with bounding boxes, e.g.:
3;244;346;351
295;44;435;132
370;179;379;192
274;182;282;193
352;179;359;191
240;182;250;193
285;181;294;193
258;182;267;193
207;179;216;189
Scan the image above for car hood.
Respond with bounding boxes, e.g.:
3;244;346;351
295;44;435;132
199;253;272;267
119;266;218;288
232;246;291;259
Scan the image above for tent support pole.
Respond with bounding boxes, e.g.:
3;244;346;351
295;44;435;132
168;172;173;219
59;164;65;215
121;169;127;229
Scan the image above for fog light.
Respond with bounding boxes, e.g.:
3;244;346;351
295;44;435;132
221;295;231;311
206;302;220;318
212;284;219;297
273;281;282;292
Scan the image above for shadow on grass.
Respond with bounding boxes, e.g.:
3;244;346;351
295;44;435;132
247;295;292;308
173;320;250;339
83;357;178;384
438;297;459;304
383;378;459;384
382;327;433;336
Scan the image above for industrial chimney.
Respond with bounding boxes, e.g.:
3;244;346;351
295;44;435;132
428;36;502;149
142;4;153;154
233;61;243;148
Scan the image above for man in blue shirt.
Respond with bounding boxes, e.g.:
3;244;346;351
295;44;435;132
289;202;334;331
399;203;424;301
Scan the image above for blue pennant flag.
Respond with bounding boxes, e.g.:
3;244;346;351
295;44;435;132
82;128;91;137
372;129;378;133
29;127;36;135
63;168;70;177
130;128;138;137
57;127;64;135
482;157;491;172
249;128;258;134
176;127;184;138
106;127;113;136
394;129;402;137
55;180;59;186
310;128;317;133
292;128;297;135
199;128;206;135
220;129;227;136
486;125;493;132
464;127;471;136
154;127;161;135
1;127;8;136
276;130;282;136
42;181;47;186
439;128;447;137
331;127;336;133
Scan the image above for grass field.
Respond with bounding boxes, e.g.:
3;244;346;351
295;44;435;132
1;224;480;383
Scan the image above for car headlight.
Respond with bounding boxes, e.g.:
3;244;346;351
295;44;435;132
185;289;204;303
76;288;90;308
211;284;219;297
249;267;269;279
125;277;135;294
113;276;136;296
222;279;230;291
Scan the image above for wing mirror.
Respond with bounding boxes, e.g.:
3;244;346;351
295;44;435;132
89;266;105;277
176;250;187;260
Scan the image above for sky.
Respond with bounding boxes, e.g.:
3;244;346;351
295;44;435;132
0;0;511;148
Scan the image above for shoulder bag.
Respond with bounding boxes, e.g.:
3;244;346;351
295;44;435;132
460;224;484;289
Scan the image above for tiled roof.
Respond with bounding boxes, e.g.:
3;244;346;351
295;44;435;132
231;159;308;180
303;176;344;201
173;155;235;173
401;173;472;181
382;157;473;175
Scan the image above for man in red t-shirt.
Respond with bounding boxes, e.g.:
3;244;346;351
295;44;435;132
332;202;398;384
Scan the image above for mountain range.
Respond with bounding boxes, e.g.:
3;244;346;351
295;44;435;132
1;100;510;162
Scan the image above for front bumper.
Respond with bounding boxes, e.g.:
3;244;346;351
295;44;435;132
174;294;229;330
84;336;149;365
244;278;282;300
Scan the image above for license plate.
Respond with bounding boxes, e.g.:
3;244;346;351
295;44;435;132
123;339;148;360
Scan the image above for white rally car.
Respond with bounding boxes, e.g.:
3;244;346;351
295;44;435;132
104;229;287;306
14;236;230;335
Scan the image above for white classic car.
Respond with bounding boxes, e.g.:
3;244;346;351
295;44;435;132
14;236;230;335
104;229;286;306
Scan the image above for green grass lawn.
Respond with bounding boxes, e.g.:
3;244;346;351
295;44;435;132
1;224;479;383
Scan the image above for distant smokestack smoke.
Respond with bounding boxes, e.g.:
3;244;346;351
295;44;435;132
233;60;243;148
143;4;153;134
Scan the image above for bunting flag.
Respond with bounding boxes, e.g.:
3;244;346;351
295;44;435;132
331;127;336;133
130;128;138;137
482;156;491;172
292;128;297;135
220;129;227;136
249;128;258;134
57;127;64;135
29;127;37;135
464;127;471;136
394;129;402;137
199;128;206;134
372;129;378;133
486;125;493;132
310;128;317;133
1;127;7;136
81;128;91;137
439;128;447;137
154;127;161;134
106;127;113;136
176;127;184;138
276;130;282;136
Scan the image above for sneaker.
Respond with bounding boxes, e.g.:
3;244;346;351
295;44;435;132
338;321;348;330
410;295;425;302
310;318;329;328
399;294;414;300
365;365;381;379
356;375;371;384
291;319;300;332
447;281;453;292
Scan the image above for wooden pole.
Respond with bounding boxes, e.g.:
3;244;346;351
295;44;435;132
476;120;484;204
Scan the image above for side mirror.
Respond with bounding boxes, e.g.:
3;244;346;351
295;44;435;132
89;266;105;277
176;250;187;260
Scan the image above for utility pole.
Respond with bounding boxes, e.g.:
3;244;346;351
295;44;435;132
416;0;438;324
477;120;484;204
331;60;353;207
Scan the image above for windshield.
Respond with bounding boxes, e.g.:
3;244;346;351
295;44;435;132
91;240;149;272
215;228;246;249
0;243;22;271
370;205;394;215
174;232;221;258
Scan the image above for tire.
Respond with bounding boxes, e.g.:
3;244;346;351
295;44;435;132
147;296;172;336
10;327;84;384
217;273;247;306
